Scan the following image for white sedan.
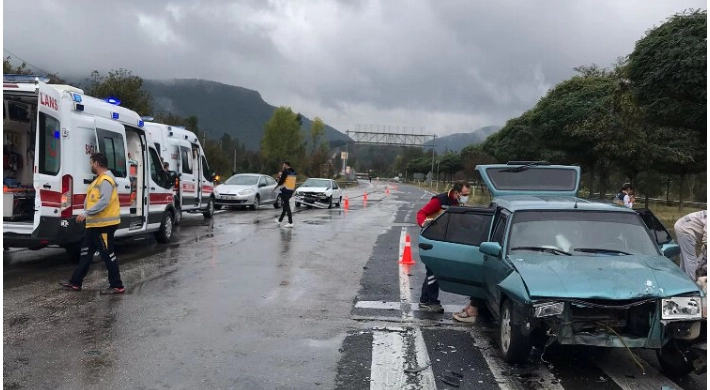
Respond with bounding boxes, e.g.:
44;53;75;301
213;174;282;210
294;178;342;209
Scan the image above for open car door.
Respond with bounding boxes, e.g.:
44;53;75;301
476;162;581;197
418;206;494;299
635;208;674;245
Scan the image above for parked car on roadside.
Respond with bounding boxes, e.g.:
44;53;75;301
418;162;706;375
213;173;281;210
294;178;342;209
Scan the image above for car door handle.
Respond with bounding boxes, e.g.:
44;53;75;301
83;179;93;185
43;183;52;189
150;187;156;191
418;243;433;250
124;185;131;189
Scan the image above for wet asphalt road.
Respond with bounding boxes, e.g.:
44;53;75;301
3;180;707;390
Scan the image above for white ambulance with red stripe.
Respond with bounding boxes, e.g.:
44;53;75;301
3;76;178;254
143;122;215;225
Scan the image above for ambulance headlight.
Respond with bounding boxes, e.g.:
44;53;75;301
238;189;254;196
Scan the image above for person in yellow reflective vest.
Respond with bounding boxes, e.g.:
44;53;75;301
60;153;125;294
274;161;297;228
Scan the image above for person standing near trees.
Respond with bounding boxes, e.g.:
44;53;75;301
613;183;634;208
274;161;297;228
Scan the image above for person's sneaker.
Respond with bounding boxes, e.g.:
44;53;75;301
59;281;81;291
275;218;281;225
418;302;444;313
283;223;294;228
101;286;125;295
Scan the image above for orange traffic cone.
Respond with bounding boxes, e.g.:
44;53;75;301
385;187;390;196
363;192;368;202
399;233;415;265
344;195;349;210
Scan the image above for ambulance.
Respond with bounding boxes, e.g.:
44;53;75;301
3;75;178;255
143;122;215;225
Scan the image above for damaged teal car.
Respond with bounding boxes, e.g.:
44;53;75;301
418;162;706;375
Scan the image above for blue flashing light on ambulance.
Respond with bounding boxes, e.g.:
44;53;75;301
3;76;179;254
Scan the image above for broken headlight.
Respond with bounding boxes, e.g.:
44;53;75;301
661;296;702;320
533;301;564;318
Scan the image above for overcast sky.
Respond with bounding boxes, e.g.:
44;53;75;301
3;0;706;137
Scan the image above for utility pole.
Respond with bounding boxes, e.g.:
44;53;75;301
233;149;237;174
429;135;436;186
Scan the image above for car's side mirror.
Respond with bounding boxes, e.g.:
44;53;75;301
661;243;680;258
479;242;502;257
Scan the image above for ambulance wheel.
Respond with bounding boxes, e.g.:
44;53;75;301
336;197;342;207
155;211;174;243
251;196;260;211
203;197;215;219
174;207;182;226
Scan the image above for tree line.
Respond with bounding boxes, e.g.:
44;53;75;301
397;9;706;209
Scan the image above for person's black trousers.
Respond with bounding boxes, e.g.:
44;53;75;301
70;225;123;288
419;266;440;304
279;192;293;224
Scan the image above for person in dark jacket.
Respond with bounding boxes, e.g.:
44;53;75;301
274;161;297;228
416;181;471;313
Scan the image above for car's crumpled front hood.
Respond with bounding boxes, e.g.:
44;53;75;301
215;184;254;194
507;254;701;300
296;186;329;194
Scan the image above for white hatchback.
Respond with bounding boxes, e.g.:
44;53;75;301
294;178;343;209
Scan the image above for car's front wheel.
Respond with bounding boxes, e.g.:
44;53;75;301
327;196;333;209
273;195;282;209
500;299;532;364
295;201;301;208
251;195;260;211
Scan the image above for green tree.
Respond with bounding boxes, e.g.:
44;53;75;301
261;107;304;173
627;9;707;133
3;56;65;83
85;68;153;115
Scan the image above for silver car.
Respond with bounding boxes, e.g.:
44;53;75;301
213;174;282;210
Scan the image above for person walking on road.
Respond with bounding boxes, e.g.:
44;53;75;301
674;210;707;280
274;161;297;228
416;181;471;314
60;153;125;294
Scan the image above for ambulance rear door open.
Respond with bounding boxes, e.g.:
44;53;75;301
178;142;199;209
32;82;65;234
93;117;146;232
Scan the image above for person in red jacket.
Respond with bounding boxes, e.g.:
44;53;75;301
417;181;471;313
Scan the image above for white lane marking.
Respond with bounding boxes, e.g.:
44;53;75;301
355;301;401;311
468;325;517;390
399;227;413;321
595;349;681;390
413;328;437;388
370;331;407;390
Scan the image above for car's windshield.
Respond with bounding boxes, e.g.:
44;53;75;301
302;179;330;188
225;175;259;186
508;211;660;256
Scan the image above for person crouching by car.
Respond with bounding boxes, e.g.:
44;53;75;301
416;181;471;314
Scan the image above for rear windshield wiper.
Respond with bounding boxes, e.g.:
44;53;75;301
500;161;550;173
573;248;632;255
509;246;572;256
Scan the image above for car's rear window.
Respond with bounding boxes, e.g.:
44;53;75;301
486;167;577;191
